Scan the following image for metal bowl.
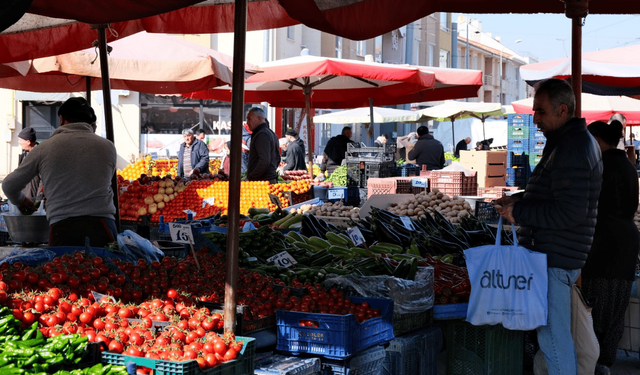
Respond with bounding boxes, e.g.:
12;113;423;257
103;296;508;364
2;214;50;244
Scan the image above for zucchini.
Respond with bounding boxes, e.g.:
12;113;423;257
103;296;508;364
307;236;332;250
280;214;303;229
273;213;295;227
326;232;349;247
248;207;270;217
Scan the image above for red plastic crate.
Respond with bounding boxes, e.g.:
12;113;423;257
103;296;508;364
367;178;397;197
430;171;477;197
394;177;414;194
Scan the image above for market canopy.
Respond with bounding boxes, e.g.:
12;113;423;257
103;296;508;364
420;101;504;145
313;106;429;124
0;31;256;94
520;44;640;97
512;93;640;125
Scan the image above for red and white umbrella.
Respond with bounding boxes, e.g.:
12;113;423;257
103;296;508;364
512;93;640;125
0;31;256;94
520;44;640;97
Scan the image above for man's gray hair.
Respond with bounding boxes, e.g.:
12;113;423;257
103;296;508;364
609;112;627;126
182;129;194;135
533;78;576;117
249;107;266;121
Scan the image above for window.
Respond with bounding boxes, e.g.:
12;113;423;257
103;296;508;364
413;41;420;65
439;49;450;68
286;26;295;40
473;55;478;70
335;36;343;59
439;13;449;32
428;44;435;66
22;101;62;141
374;36;382;62
356;40;366;56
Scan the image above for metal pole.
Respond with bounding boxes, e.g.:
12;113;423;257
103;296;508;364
571;17;582;117
95;25;120;232
85;77;91;105
223;0;247;334
304;87;314;172
465;15;470;102
499;48;503;105
369;98;374;146
199;99;204;131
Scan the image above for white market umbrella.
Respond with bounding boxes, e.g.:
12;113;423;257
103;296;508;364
313;106;429;124
420;101;503;145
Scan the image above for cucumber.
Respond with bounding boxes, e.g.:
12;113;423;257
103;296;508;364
280;214;303;229
369;245;395;254
337;233;355;247
287;231;305;243
350;247;371;258
248;207;270;217
377;242;403;253
273;213;295;227
327;245;351;256
307;236;332;250
326;232;349;247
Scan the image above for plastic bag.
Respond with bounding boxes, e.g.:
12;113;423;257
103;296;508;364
464;218;548;330
0;246;57;266
324;267;434;314
117;230;164;263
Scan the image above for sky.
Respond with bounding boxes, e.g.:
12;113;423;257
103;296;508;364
456;13;640;63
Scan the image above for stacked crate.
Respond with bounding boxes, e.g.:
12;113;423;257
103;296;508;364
345;143;397;188
459;151;507;189
529;125;546;173
507;114;533;188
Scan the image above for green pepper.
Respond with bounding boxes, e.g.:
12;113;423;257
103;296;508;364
32;363;49;372
53;371;73;375
4;347;35;357
35;349;56;360
22;353;39;367
16;337;44;348
0;356;12;367
20;322;38;341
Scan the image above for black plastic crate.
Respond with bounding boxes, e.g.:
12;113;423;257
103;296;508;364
475;201;500;224
0;231;9;246
197;300;276;335
366;162;396;179
346;163;366;188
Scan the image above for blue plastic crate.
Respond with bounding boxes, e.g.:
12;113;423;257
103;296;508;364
327;187;360;206
507;166;528;180
396;164;420;177
507;152;528;167
321;345;386;375
529;128;545;142
276;297;394;359
254;354;321;375
507;139;529;155
530;140;546;153
508;114;533;127
433;303;468;320
102;337;255;375
383;326;443;375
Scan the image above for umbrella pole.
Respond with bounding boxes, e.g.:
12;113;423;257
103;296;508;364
369;98;374;146
86;77;91;105
304;88;314;173
482;117;486;141
223;0;247;334
451;117;455;152
95;25;120;232
571;15;582;117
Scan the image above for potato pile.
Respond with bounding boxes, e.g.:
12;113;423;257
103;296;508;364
289;204;314;214
386;188;472;223
307;201;360;219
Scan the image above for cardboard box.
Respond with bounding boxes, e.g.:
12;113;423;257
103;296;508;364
460;150;507;165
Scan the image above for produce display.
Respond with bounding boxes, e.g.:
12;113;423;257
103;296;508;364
117;156;222;182
306;201;360;219
324;166;348;186
281;170;312;181
385;189;472;223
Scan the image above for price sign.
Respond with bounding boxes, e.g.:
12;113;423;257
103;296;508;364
328;188;345;199
92;291;116;304
400;216;414;230
346;227;365;246
412;178;429;188
182;209;197;218
202;197;216;208
169;223;194;244
267;251;297;268
268;193;283;209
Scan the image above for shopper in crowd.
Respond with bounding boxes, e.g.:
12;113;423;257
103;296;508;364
374;133;388;148
609;112;627;150
16;127;42;200
408;125;445;170
283;128;307;171
246;107;280;183
177;128;209;178
2;97;119;247
221;141;231;175
495;78;603;375
479;138;493;150
241;123;252;175
626;133;640;149
396;132;418;162
582;120;639;375
320;126;355;176
454;137;471;158
196;129;208;144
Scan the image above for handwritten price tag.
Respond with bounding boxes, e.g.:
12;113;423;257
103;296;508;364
267;251;297;268
268;193;283;209
328;188;345;199
412;178;429;188
202;197;216;208
169;223;194;244
346;227;365;246
400;216;414;230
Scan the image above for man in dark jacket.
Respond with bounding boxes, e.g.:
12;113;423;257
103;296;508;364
246;107;279;183
408;126;445;170
283;128;306;171
454;137;471;158
177;129;209;178
496;78;603;375
321;127;354;176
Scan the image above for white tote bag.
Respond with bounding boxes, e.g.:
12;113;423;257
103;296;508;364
464;218;548;330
